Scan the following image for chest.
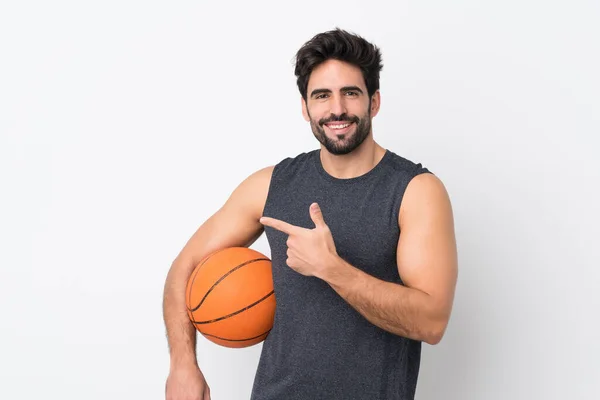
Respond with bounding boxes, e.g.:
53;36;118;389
263;180;402;285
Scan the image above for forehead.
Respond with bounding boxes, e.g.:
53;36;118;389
307;59;366;91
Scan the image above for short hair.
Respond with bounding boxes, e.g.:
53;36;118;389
293;28;383;101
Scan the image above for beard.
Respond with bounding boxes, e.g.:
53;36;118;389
308;107;372;155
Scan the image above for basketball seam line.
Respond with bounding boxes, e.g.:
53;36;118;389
187;248;229;318
192;290;274;324
188;257;270;312
198;328;272;342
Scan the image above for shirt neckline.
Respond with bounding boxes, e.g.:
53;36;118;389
312;148;390;185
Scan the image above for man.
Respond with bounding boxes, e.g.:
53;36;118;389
164;28;458;400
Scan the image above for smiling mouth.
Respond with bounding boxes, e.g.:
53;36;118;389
324;121;354;134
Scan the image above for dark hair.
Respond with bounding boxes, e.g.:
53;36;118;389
293;28;383;101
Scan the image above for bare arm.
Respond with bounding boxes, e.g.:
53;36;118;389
162;166;274;369
323;173;458;344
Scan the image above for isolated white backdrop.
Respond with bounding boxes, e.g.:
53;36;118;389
1;1;599;399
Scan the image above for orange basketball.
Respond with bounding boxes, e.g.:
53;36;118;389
185;247;276;348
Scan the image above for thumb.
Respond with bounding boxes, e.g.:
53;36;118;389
309;202;326;228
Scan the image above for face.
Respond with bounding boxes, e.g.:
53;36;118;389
302;59;380;155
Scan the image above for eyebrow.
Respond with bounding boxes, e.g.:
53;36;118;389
310;86;364;98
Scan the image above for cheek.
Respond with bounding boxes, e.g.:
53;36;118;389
307;110;324;125
308;101;329;116
306;106;321;121
350;102;370;117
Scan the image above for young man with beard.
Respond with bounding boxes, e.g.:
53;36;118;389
163;28;458;400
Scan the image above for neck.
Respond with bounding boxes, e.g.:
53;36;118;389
319;136;386;179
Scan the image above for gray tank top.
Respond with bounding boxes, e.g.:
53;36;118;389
250;148;432;400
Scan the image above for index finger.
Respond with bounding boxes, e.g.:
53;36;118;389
260;216;300;235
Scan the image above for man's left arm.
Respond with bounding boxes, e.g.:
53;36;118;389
321;173;458;345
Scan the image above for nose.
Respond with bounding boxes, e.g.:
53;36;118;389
329;94;347;116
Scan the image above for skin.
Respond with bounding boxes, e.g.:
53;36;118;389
302;59;386;177
163;166;273;400
163;59;458;399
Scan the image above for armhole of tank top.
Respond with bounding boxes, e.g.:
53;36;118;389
260;160;286;218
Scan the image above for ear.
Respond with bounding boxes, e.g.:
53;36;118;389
301;97;310;122
370;91;381;117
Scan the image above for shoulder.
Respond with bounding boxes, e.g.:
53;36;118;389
239;149;317;194
399;171;453;228
380;150;451;227
228;165;274;209
380;150;437;206
247;164;275;185
271;149;317;173
382;150;432;179
263;149;318;186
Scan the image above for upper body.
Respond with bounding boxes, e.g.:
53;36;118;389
164;28;457;400
249;146;449;399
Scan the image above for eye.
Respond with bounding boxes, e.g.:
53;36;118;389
316;93;329;99
345;91;358;96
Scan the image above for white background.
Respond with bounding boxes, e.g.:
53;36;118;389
1;1;599;399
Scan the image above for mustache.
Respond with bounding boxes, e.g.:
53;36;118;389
319;113;360;126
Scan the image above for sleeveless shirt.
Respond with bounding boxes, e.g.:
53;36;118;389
250;148;432;400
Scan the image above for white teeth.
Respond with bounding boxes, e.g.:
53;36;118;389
328;123;350;129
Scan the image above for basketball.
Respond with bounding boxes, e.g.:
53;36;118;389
185;247;276;348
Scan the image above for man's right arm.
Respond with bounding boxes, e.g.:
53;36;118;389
163;165;273;373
